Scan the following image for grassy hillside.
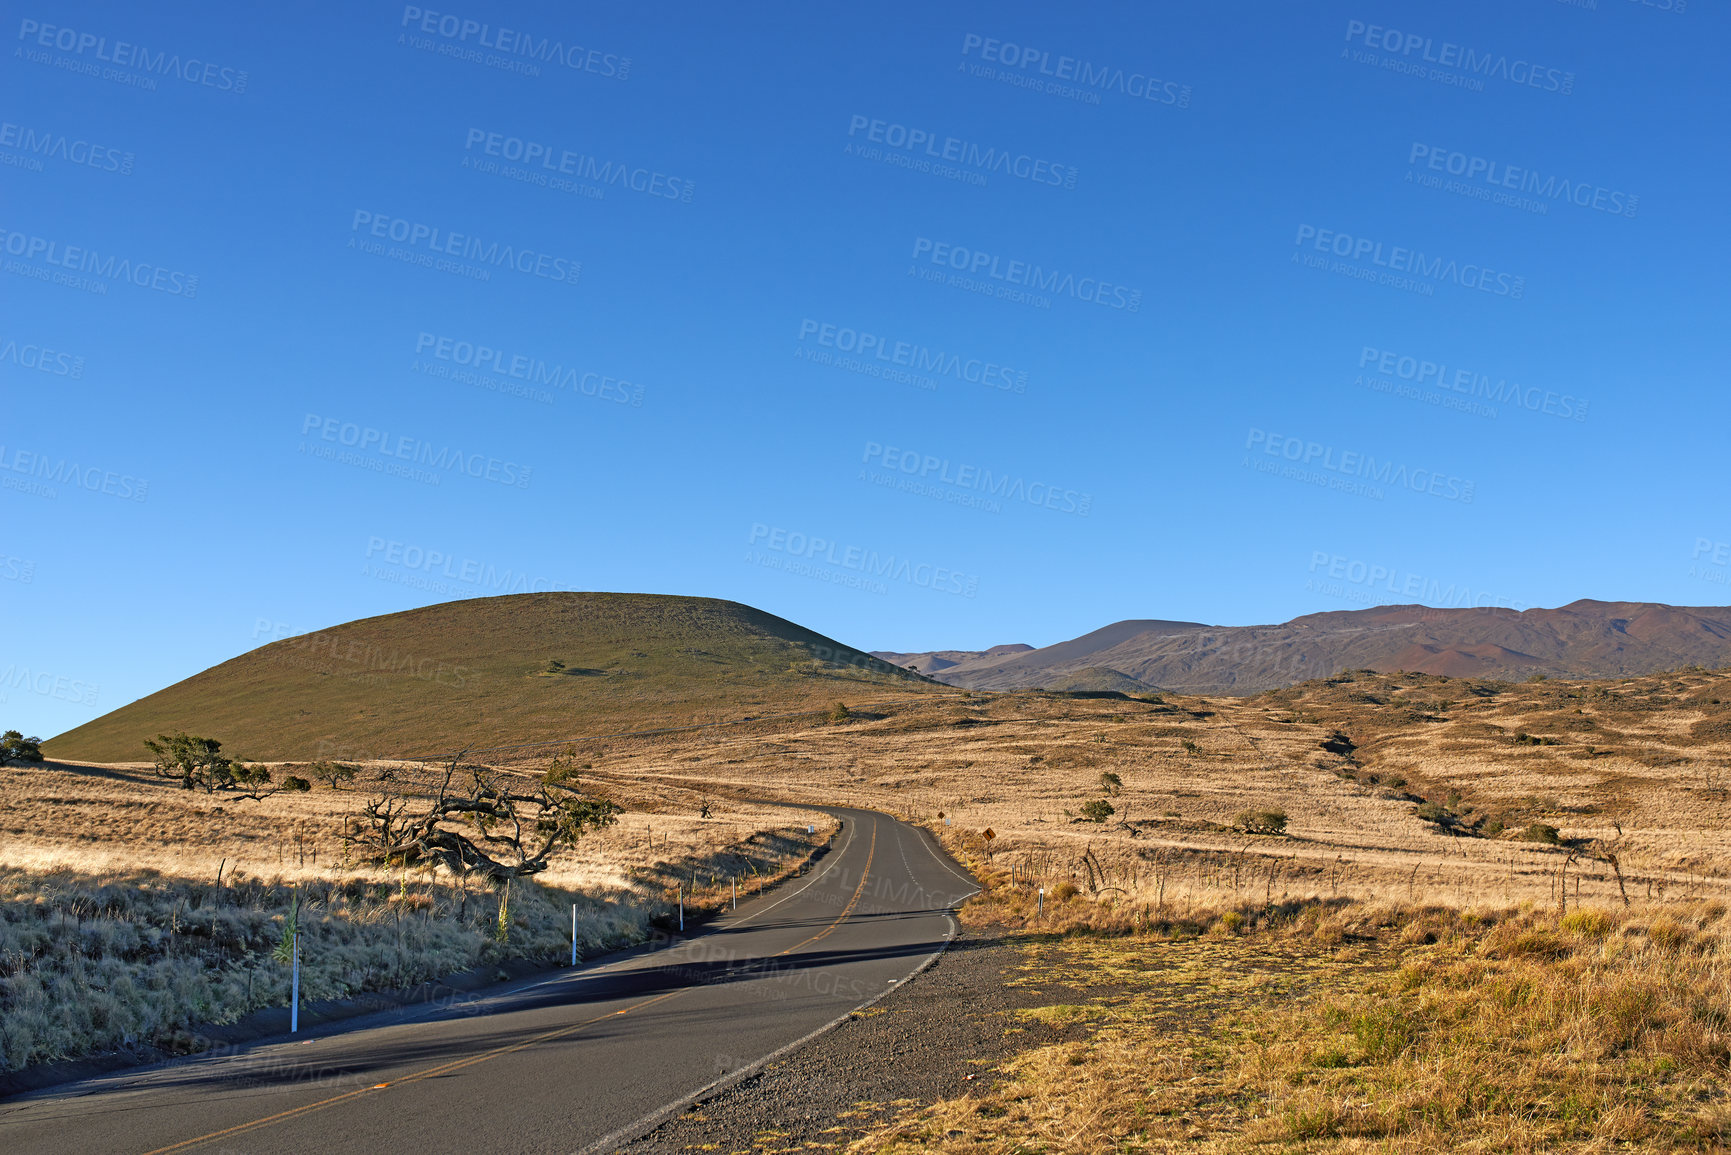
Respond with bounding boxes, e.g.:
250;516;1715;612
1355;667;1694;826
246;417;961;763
1038;665;1162;694
45;593;938;762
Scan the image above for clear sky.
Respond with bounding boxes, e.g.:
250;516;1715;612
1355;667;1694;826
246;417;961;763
4;0;1727;739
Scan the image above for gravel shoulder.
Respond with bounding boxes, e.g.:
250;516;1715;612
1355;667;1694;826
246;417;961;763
620;924;1068;1153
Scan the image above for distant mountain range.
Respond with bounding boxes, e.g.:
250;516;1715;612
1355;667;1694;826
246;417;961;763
873;601;1731;694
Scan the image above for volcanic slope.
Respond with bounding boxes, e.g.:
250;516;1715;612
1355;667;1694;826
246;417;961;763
895;601;1731;694
45;593;939;762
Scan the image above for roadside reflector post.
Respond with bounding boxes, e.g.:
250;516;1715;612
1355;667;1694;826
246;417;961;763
1037;887;1044;918
732;878;737;910
678;885;684;932
571;903;577;966
290;930;300;1033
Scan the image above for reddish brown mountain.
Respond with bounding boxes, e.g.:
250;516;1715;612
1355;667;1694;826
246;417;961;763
884;601;1731;694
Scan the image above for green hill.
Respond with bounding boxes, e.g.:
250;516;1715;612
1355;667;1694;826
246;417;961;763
1040;666;1162;695
46;593;938;762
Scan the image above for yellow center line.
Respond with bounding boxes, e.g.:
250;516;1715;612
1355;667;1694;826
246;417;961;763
140;820;879;1155
775;822;875;957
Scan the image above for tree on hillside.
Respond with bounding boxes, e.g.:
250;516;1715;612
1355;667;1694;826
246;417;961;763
1;730;44;765
311;760;359;790
145;732;236;792
141;732;307;800
347;753;622;884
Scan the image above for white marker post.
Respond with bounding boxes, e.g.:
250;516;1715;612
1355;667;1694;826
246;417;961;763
290;930;300;1033
571;903;578;966
1037;887;1044;918
732;878;737;910
678;885;684;932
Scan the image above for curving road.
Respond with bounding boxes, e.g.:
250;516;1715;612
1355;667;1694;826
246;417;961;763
0;808;976;1155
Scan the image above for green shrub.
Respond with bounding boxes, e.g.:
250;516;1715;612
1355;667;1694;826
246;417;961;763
1522;823;1562;845
1235;809;1288;835
1080;799;1115;823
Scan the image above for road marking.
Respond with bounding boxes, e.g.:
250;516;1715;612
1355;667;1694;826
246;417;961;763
513;809;859;996
137;821;879;1155
136;991;686;1155
774;822;875;957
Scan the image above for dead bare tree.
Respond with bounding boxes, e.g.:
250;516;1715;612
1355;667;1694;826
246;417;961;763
345;752;621;885
1079;844;1105;895
1589;822;1632;908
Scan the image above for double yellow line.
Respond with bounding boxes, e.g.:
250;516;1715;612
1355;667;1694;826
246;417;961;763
142;822;878;1154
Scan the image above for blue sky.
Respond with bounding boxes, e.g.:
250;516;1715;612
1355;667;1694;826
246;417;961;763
4;0;1727;739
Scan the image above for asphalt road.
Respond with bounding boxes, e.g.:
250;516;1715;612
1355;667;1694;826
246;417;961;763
0;808;976;1155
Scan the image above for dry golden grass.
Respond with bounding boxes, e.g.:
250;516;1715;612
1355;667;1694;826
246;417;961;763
846;868;1731;1153
0;756;835;1073
518;668;1731;914
0;757;830;894
11;662;1731;1123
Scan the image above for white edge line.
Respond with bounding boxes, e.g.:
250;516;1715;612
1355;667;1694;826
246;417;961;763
515;810;859;993
572;893;978;1155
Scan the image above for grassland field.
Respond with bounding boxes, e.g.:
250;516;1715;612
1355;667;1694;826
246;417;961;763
9;663;1731;1148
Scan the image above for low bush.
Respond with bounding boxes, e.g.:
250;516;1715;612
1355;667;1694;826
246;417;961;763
1234;809;1287;835
1521;822;1562;845
1080;799;1115;823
